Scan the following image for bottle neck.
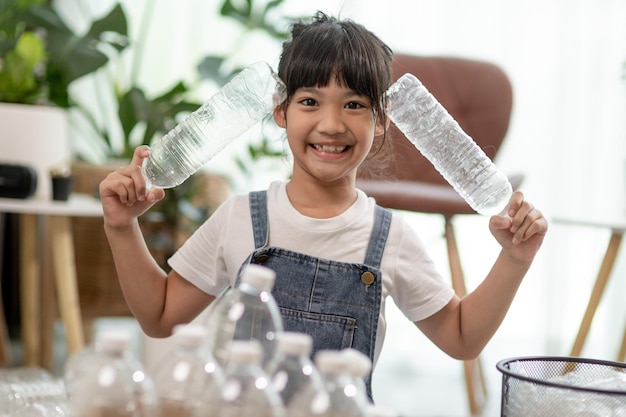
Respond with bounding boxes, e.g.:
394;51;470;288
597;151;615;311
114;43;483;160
238;282;263;296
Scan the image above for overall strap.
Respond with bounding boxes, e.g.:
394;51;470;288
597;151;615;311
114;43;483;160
363;205;392;269
248;190;269;249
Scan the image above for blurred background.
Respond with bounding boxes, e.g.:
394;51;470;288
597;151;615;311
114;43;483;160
2;0;626;416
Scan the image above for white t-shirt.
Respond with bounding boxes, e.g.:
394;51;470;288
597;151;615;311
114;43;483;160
168;181;455;365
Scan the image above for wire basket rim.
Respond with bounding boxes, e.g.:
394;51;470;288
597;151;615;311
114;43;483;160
496;356;626;396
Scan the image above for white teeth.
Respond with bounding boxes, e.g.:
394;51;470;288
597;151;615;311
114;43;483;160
312;144;347;153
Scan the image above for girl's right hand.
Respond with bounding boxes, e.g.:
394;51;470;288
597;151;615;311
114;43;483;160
99;146;165;231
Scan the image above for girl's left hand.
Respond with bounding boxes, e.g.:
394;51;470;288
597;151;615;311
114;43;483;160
489;191;548;264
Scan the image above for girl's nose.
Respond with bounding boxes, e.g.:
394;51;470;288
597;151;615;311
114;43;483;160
316;107;346;135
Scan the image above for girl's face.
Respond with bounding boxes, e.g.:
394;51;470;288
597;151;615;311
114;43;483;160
273;78;385;186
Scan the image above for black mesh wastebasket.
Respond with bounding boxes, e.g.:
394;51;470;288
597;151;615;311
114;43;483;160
497;356;626;417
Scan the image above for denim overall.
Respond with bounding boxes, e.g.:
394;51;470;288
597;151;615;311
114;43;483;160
236;190;392;399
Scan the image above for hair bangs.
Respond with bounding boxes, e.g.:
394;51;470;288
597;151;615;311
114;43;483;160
278;13;392;116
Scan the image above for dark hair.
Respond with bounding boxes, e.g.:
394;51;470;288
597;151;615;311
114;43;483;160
278;12;394;177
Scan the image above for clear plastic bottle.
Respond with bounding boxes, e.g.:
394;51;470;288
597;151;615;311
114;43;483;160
314;350;368;417
341;349;372;406
64;329;157;417
152;324;224;417
201;340;284;417
269;332;326;414
0;367;68;417
386;73;513;216
204;264;284;372
142;61;286;189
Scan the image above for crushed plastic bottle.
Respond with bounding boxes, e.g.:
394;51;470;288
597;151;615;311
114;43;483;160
142;61;286;189
0;367;68;417
386;73;513;216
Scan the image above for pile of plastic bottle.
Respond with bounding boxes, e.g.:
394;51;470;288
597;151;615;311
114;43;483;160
0;264;396;417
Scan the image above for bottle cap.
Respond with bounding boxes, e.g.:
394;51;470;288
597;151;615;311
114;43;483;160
96;329;131;353
277;332;313;356
314;350;348;375
342;348;372;378
173;324;208;348
241;264;276;291
228;340;262;365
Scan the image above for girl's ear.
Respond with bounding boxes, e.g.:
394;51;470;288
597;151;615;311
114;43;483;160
374;115;390;136
273;106;287;128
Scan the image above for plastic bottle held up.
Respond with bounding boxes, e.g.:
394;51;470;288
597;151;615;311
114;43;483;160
204;264;284;372
269;332;326;414
142;61;286;189
386;73;513;216
152;324;224;417
65;329;157;417
201;340;284;417
314;350;368;417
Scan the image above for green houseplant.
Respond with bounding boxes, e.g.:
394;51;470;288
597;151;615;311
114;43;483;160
0;0;129;199
0;0;128;107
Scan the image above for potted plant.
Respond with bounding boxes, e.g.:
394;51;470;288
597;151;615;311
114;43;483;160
49;160;73;201
0;0;128;198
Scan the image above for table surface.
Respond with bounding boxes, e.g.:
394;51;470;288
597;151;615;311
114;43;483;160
0;193;102;217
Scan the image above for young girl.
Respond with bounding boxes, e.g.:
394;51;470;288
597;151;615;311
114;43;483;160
99;12;548;399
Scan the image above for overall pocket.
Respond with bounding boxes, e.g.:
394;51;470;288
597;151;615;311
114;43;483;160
279;307;356;352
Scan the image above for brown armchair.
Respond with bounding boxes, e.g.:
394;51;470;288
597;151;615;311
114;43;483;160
357;54;521;415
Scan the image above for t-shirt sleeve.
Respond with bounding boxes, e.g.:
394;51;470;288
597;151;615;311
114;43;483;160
167;194;250;296
386;213;456;323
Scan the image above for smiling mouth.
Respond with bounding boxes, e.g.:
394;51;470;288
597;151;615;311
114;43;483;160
311;144;349;154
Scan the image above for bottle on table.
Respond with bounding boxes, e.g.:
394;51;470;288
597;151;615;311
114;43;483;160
341;348;372;406
199;340;284;417
313;349;369;417
152;324;224;417
0;367;68;417
269;332;326;416
204;264;284;372
64;329;157;417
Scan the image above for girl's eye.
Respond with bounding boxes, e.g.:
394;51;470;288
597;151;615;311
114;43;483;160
345;102;365;110
299;98;317;106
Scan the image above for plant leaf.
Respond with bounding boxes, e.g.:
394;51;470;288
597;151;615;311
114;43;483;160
86;3;128;52
197;55;228;83
19;3;129;107
0;31;46;103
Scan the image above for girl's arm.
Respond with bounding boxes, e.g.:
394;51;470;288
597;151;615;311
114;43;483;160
414;191;548;359
99;146;214;337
